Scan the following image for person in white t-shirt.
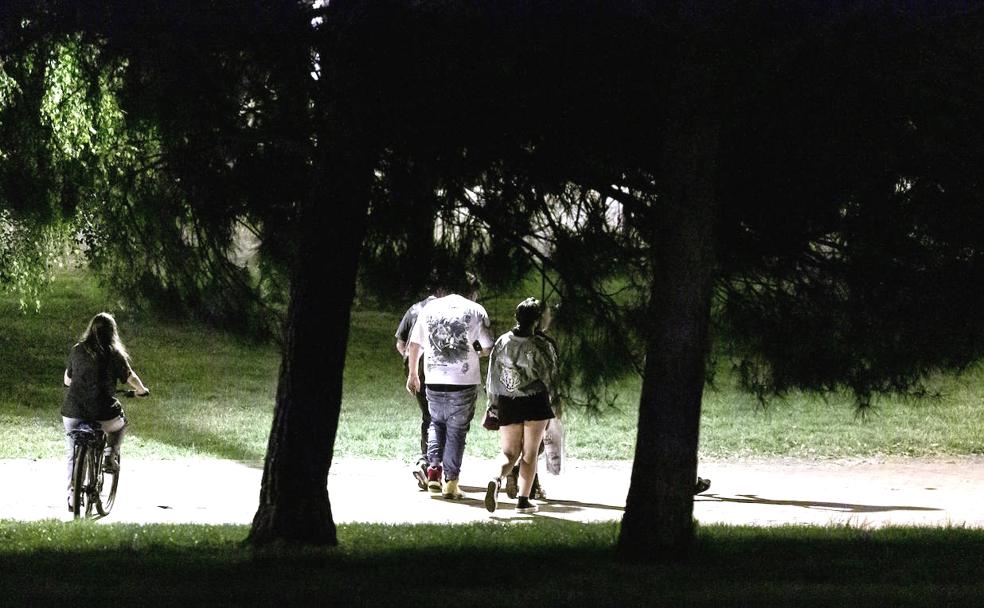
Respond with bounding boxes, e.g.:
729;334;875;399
406;289;494;499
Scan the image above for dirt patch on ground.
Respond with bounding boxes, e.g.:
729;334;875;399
3;456;983;527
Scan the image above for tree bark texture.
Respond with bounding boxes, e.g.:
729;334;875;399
248;143;373;546
617;112;718;561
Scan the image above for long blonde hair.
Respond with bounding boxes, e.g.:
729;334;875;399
80;312;130;362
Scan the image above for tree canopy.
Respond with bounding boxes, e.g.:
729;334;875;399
3;0;984;561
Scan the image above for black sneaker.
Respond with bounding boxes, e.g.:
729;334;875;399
103;450;120;474
694;477;711;495
484;478;500;513
516;496;538;514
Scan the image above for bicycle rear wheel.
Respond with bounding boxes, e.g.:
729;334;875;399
95;451;119;516
70;443;87;520
85;448;100;518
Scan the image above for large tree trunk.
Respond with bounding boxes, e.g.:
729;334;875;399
617;112;718;561
248;143;372;545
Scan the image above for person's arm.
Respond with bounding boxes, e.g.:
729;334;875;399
395;305;417;358
477;315;494;357
541;303;553;333
471;340;492;357
485;338;500;406
405;342;423;393
541;338;559;394
126;372;150;396
64;353;74;387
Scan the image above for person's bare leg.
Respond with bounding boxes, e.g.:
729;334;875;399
517;420;548;498
497;423;524;479
486;423;524;512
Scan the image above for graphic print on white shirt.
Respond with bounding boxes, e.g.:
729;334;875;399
426;313;472;367
409;294;494;385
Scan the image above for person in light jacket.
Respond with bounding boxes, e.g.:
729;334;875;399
484;297;557;514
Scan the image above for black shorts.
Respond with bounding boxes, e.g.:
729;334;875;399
495;391;554;427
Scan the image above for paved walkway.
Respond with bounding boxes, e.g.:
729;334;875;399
2;456;983;527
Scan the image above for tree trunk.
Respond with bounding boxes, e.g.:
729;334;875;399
617;113;718;561
248;143;372;546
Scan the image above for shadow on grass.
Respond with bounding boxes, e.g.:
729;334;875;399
0;354;67;407
130;417;266;464
2;521;984;606
699;493;942;513
0;398;267;466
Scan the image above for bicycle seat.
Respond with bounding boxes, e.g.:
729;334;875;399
68;423;105;445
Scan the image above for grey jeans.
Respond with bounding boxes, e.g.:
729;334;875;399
425;386;478;481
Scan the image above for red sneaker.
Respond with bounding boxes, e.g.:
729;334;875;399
426;466;443;493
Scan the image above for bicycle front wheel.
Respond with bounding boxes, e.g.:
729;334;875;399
95;452;119;516
70;443;87;520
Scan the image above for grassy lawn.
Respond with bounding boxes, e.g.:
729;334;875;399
1;269;982;462
1;520;982;606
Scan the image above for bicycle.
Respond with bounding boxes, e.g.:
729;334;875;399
67;389;144;519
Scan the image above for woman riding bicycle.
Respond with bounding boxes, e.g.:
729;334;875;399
62;312;149;511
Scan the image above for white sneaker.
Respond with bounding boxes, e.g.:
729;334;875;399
442;478;463;499
412;462;428;491
484;478;500;513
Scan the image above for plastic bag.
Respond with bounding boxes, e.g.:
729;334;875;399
543;417;564;474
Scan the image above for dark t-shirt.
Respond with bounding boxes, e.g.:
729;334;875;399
61;343;132;420
395;297;436;355
396;297;435;381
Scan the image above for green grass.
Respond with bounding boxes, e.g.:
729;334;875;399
1;520;982;606
2;269;983;462
0;270;279;461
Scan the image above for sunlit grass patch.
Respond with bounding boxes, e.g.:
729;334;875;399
2;268;983;462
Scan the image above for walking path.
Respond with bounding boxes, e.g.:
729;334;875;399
2;456;983;527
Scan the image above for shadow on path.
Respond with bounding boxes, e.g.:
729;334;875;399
537;498;624;513
440;487;625;517
699;493;942;513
